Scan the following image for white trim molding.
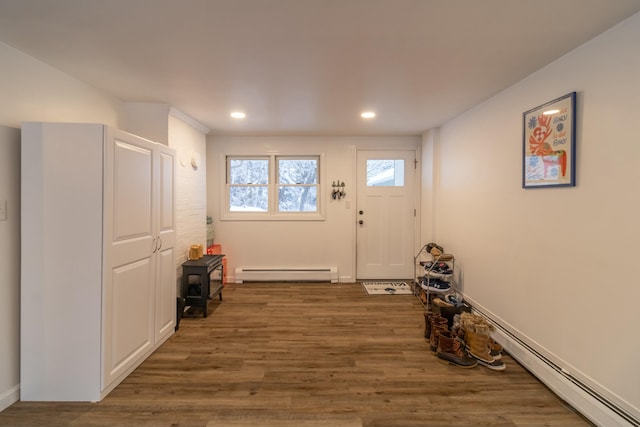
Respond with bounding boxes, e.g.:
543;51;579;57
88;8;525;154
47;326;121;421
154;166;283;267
0;384;19;412
169;107;210;135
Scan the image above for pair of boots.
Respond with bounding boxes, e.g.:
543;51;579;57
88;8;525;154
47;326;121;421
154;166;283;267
458;312;506;371
424;312;477;368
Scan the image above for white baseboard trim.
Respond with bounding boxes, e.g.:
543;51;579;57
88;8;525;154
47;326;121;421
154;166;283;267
0;384;19;413
465;297;639;427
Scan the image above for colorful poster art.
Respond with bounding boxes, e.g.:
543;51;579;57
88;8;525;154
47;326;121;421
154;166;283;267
522;92;576;188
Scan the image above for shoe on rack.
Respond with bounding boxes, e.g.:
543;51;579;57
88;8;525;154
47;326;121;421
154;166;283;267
421;277;451;293
425;270;453;280
424;262;453;279
444;293;462;306
425;242;444;255
432;262;453;274
432;298;453;308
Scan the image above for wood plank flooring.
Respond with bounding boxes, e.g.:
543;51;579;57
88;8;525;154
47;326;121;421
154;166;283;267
0;283;592;427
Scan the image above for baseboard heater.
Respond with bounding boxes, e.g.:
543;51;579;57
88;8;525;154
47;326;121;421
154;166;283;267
467;299;639;427
235;267;338;283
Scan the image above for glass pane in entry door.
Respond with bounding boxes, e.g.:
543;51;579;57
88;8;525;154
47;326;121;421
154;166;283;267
366;159;405;187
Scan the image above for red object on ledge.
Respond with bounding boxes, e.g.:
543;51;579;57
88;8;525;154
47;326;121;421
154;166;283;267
206;244;227;284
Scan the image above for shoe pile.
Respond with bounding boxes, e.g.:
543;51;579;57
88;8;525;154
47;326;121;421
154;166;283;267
423;310;506;370
419;242;454;294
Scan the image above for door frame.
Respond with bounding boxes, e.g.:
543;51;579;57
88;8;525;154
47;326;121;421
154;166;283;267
353;146;421;281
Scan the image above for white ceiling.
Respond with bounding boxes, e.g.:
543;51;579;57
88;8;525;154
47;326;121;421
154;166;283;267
1;0;639;135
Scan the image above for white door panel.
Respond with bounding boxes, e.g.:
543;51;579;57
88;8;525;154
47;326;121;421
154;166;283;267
107;259;154;381
112;140;153;239
157;147;176;248
156;247;176;342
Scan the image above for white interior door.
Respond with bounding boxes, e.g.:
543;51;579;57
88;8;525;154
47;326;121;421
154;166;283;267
356;150;416;280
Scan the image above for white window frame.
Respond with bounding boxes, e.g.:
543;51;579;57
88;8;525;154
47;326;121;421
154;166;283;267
222;154;325;221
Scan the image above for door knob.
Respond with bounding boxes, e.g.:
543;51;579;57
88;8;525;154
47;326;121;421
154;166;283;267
359;220;364;225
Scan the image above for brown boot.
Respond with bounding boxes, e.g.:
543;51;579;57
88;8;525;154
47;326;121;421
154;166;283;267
423;311;432;340
429;314;449;352
436;331;477;368
489;337;503;360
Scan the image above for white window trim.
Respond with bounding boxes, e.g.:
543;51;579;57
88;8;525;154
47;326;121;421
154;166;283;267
221;153;325;221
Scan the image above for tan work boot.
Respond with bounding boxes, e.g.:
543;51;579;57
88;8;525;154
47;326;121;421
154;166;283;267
465;325;506;371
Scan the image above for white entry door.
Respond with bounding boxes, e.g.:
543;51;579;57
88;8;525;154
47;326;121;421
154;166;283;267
356;150;416;280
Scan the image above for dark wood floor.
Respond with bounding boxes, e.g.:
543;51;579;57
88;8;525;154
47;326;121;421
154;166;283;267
0;283;592;427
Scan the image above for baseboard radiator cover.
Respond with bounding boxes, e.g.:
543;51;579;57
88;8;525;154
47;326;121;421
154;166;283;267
235;267;338;284
465;297;639;427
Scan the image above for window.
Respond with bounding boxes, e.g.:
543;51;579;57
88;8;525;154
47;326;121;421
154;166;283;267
277;158;318;212
226;155;321;219
228;158;269;212
366;159;405;187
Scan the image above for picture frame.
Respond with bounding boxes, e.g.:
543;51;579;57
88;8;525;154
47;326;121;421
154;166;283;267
522;92;576;188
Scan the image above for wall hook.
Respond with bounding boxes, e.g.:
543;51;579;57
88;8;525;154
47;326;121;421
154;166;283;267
331;180;346;200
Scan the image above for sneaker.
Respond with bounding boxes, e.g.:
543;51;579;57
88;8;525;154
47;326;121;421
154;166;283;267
420;277;451;293
424;261;453;279
444;293;463;306
426;270;452;279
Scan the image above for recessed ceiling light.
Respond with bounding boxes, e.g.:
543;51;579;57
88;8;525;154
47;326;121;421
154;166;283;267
230;111;246;119
361;111;376;119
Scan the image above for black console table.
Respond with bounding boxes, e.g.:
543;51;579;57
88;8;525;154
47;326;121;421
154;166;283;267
182;254;224;318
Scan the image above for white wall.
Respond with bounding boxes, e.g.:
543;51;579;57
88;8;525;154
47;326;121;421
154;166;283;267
207;135;420;283
0;43;121;128
420;129;437;245
168;112;208;278
429;12;640;424
0;42;123;411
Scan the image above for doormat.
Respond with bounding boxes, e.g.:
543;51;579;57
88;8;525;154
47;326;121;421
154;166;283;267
361;281;413;295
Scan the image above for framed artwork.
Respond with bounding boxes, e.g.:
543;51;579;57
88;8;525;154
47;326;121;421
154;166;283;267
522;92;576;188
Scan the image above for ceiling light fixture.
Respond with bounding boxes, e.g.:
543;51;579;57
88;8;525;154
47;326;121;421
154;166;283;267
230;111;246;119
361;111;376;119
